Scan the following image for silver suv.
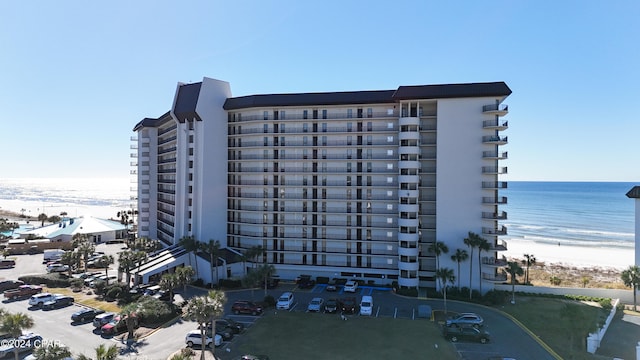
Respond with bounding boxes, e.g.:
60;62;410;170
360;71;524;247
445;312;484;328
28;293;57;307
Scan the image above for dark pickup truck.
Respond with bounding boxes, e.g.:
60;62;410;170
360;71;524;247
3;285;43;300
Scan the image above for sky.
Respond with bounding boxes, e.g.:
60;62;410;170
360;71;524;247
1;1;638;182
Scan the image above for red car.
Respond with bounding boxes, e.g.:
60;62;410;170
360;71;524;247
231;300;263;315
101;315;138;336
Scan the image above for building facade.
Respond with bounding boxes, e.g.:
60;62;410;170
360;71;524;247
133;77;511;291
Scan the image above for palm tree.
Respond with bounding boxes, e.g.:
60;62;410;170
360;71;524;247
120;305;139;341
622;265;640;311
92;343;119;360
73;234;95;273
463;232;480;298
179;236;200;277
95;255;114;285
247;245;264;269
176;265;196;292
32;341;72;360
450;249;468;290
184;296;220;360
60;250;80;277
206;289;227;358
201;240;221;287
428;240;449;271
506;261;524;304
159;272;179;301
133;251;149;287
476;236;490;294
521;253;536;285
0;312;34;360
118;250;137;289
37;213;48;227
236;251;249;276
255;264;276;296
435;267;455;316
132;237;162;253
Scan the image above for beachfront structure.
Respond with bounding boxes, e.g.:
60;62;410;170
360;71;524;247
132;77;511;291
19;216;127;243
626;186;640;266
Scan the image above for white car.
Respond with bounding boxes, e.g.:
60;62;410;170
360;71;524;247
307;297;324;312
28;293;58;307
276;292;294;310
344;280;359;293
46;264;69;273
360;295;373;316
185;330;222;348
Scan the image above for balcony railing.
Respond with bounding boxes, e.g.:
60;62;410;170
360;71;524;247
482;151;508;160
482;271;508;282
482;211;507;220
482;166;508;175
482;104;509;115
482;135;508;144
482;181;508;189
482;196;507;204
482;119;508;129
483;226;508;236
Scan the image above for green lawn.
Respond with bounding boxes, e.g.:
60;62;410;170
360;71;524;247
227;311;458;360
499;297;609;360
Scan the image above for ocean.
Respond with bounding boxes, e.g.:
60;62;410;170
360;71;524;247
0;178;636;268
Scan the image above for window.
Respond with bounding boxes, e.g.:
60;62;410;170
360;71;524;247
387;218;393;224
280;123;285;133
387;163;393;170
263;124;268;133
189;135;194;143
263;111;268;120
303;123;308;132
322;123;327;132
189;148;194;156
347;109;353;118
303;136;308;146
387;190;393;197
387;177;393;183
322;136;327;146
347;122;352;131
347;149;352;159
303;110;308;119
387;231;393;238
367;108;373;118
322;109;327;119
387;122;393;129
367;122;372;131
387;204;393;210
281;111;285;120
347;136;352;145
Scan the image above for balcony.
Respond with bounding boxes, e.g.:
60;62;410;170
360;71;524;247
482;119;508;130
482;166;508;175
482;196;507;204
489;239;508;251
483;151;508;160
482;104;509;116
483;226;507;236
482;181;508;190
482;271;508;282
482;135;508;145
482;211;507;220
481;256;508;267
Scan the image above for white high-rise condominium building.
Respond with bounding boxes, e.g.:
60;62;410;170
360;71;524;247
133;77;511;291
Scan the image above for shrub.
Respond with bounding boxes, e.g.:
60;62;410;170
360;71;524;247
396;286;418;297
192;278;204;287
263;295;276;308
106;287;122;300
134;296;178;325
18;273;70;288
482;290;509;305
219;278;242;289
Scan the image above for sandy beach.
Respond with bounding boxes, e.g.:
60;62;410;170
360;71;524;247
0;198;124;222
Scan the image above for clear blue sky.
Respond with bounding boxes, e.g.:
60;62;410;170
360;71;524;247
1;1;638;181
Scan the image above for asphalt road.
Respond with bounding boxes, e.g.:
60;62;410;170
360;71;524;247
1;247;558;360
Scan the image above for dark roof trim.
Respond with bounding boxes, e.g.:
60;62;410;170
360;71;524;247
132;111;171;132
392;82;512;100
223;81;511;110
173;82;202;122
626;186;640;199
224;90;395;110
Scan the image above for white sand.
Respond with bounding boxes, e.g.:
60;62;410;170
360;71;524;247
0;198;123;221
504;238;634;270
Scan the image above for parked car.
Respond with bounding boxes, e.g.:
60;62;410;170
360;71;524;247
445;312;484;328
339;297;357;314
28;293;58;307
276;292;294;310
344;280;358;293
185;330;222;348
71;308;105;323
3;285;42;300
266;276;280;289
200;322;233;341
216;318;245;334
101;314;138;336
93;312;116;328
307;297;324;312
231;300;263;316
0;280;24;292
324;298;338;314
443;326;490;344
46;264;69;273
325;280;337;292
0;259;16;269
0;333;42;357
360;295;373;316
296;274;315;289
42;295;74;310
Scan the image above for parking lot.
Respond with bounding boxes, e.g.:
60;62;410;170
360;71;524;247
1;246;558;360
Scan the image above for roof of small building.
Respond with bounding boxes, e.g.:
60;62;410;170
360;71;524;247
626;186;640;199
21;216;126;239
